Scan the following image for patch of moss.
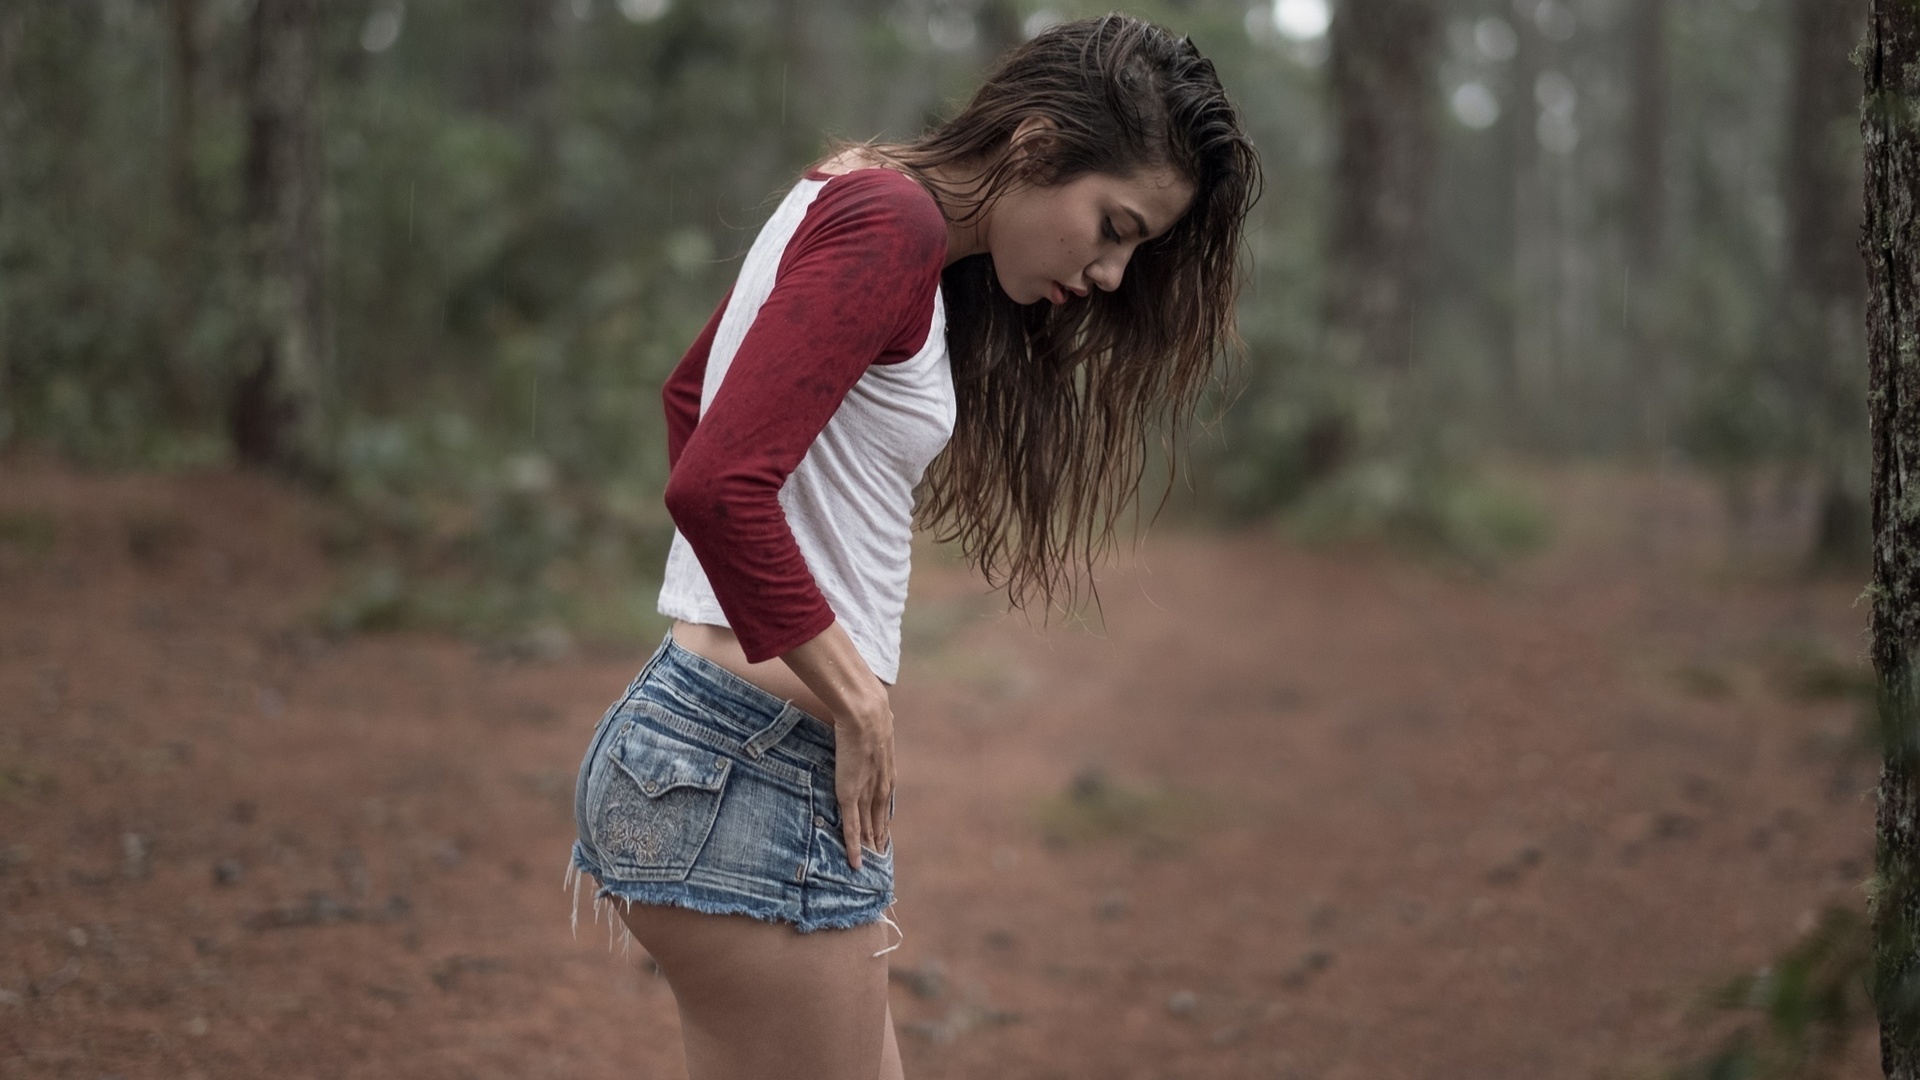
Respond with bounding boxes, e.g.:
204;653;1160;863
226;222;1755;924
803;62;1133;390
1033;768;1209;854
1672;661;1737;700
1767;643;1877;702
0;511;57;555
1669;905;1870;1080
0;756;57;803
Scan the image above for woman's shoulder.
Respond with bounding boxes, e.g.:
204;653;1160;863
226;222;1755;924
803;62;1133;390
797;155;947;263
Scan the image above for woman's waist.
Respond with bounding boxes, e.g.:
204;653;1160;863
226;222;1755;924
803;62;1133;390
668;621;836;724
656;545;906;683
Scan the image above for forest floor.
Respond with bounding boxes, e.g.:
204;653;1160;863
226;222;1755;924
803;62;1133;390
0;456;1884;1080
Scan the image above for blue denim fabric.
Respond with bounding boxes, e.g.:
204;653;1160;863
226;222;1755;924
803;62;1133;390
570;634;895;933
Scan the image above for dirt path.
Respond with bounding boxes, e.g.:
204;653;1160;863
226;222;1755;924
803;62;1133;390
0;460;1879;1079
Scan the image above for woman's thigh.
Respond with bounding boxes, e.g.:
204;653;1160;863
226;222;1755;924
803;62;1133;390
617;901;899;1080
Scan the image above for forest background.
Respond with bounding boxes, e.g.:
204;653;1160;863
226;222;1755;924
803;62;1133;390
0;0;1867;638
0;2;1898;1076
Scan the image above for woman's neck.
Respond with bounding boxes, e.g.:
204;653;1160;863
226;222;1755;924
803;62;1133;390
920;160;990;265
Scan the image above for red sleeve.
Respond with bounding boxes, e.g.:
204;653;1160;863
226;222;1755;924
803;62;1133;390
662;169;947;663
663;287;731;470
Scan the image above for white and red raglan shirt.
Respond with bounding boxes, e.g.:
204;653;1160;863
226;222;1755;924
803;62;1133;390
656;168;955;683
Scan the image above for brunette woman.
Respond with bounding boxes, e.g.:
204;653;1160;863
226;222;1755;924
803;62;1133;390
568;15;1260;1080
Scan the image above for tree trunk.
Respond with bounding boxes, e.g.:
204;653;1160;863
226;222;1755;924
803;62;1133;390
1625;0;1668;273
1788;0;1872;569
161;0;202;424
230;0;326;473
1323;0;1439;377
1624;0;1669;455
1864;0;1920;1073
165;0;199;223
1509;6;1552;442
0;6;21;448
977;0;1024;61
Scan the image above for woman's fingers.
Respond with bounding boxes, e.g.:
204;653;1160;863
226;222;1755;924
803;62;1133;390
867;734;892;855
840;797;864;871
870;774;891;854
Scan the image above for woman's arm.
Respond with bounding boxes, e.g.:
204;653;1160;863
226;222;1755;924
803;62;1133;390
662;169;947;663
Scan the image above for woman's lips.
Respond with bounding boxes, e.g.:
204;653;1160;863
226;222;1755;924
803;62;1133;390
1048;281;1068;305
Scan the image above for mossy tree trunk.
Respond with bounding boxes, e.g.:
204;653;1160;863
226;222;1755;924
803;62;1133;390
1865;0;1920;1073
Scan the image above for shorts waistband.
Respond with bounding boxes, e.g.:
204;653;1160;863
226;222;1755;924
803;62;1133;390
645;633;839;767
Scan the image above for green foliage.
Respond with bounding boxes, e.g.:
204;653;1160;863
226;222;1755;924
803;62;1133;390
1672;907;1872;1080
1285;458;1552;569
0;0;1858;579
314;422;674;646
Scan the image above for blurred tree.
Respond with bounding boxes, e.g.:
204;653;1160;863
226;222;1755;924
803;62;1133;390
0;5;19;447
166;0;201;224
231;0;327;473
1624;0;1669;453
1324;0;1438;382
1624;0;1667;276
1784;0;1871;570
978;0;1025;60
1669;0;1794;523
1864;0;1920;1071
1508;0;1549;432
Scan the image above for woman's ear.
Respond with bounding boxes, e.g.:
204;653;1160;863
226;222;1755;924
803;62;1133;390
1008;115;1057;162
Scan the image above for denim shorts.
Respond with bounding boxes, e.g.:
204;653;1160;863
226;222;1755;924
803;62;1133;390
568;633;895;934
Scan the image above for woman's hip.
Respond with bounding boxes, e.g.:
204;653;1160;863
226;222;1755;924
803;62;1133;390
569;634;895;934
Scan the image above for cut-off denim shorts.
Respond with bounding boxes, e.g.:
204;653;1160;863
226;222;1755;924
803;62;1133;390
567;633;896;936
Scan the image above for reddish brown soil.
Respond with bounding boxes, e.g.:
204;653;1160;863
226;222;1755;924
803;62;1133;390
0;459;1881;1079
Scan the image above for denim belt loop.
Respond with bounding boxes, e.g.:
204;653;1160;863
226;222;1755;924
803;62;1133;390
742;703;805;759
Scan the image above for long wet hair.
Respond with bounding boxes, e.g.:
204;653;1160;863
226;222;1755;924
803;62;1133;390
868;14;1261;613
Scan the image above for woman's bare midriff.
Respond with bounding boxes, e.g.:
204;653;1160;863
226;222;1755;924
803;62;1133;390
669;621;841;724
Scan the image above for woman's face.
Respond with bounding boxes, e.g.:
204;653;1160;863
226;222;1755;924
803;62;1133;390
983;165;1196;306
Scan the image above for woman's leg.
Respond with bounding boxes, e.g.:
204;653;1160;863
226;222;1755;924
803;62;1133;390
879;1001;904;1080
617;901;904;1080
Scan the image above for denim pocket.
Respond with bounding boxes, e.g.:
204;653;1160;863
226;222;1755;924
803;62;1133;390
593;721;732;881
808;826;894;896
808;809;895;895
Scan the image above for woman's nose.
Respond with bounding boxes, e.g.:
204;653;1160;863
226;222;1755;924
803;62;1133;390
1088;253;1127;293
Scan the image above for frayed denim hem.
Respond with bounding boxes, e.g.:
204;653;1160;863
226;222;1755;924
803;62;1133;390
566;846;894;942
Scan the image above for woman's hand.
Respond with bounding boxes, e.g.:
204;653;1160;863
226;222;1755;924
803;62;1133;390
830;692;893;870
779;622;894;869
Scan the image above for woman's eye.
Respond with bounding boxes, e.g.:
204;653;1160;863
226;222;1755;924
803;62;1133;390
1101;217;1121;243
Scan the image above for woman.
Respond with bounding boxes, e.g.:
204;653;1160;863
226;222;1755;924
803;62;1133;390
568;14;1259;1079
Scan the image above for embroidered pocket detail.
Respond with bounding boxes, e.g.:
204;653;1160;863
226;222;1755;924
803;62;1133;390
595;725;732;882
